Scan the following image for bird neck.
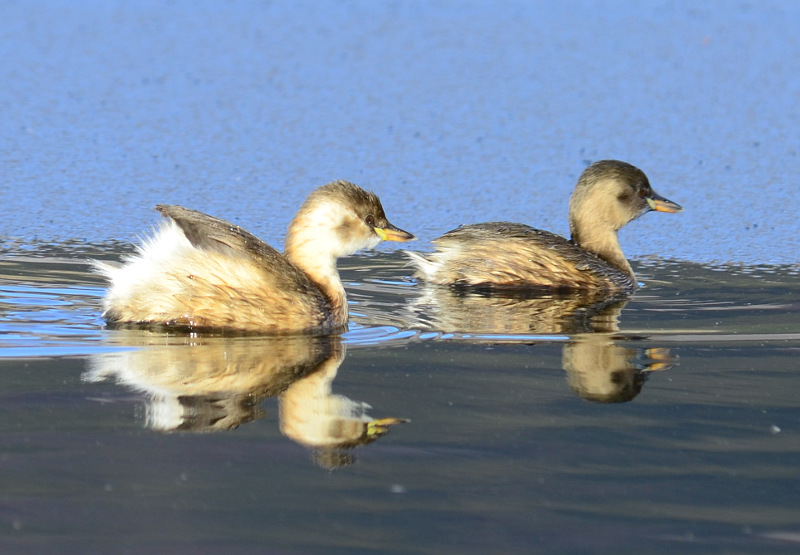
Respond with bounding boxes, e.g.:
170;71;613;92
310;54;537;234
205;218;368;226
284;218;349;326
570;223;634;279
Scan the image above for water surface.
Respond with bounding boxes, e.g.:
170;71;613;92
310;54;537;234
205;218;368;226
2;0;800;553
2;247;800;553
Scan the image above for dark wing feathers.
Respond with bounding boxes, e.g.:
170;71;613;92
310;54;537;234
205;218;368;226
155;204;327;303
434;222;632;291
156;204;281;262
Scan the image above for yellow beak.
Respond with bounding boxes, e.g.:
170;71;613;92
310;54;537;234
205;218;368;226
646;194;683;213
374;224;416;242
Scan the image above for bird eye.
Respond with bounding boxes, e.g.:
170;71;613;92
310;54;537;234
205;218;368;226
365;214;376;227
638;188;648;198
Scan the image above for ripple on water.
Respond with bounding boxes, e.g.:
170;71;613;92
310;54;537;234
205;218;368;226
0;250;110;357
344;325;420;346
2;247;800;357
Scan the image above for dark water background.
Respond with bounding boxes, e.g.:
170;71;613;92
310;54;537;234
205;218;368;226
2;1;800;553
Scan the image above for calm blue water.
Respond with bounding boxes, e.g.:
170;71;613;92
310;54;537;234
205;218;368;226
2;1;800;553
2;0;800;263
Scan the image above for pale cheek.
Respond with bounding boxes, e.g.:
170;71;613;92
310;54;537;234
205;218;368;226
339;232;380;256
335;220;357;245
364;234;381;250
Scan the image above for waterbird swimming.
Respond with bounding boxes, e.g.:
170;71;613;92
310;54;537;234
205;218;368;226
407;160;681;293
96;180;414;333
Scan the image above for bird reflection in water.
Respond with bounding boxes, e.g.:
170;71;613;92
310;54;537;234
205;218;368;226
563;334;674;403
409;285;676;402
85;334;406;468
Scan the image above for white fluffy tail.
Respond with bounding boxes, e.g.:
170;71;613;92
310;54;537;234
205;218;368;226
403;250;437;281
93;221;193;319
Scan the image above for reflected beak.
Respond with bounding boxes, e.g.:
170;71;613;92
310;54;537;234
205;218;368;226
646;192;683;213
643;347;677;372
374;223;416;242
366;417;409;438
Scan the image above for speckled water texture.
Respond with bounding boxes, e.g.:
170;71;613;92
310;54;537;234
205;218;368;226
2;1;800;553
2;0;799;265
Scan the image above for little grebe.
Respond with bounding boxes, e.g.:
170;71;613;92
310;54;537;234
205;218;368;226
407;160;681;292
97;180;414;333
